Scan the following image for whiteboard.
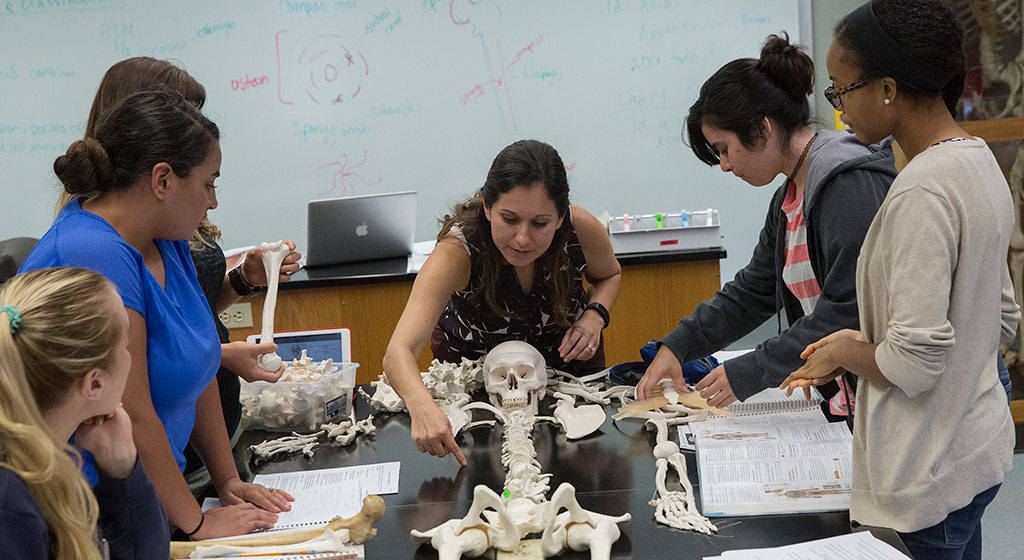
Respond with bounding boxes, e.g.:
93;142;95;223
0;0;804;285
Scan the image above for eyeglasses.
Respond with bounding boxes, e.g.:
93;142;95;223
823;79;873;110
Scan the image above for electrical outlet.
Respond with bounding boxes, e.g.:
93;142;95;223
219;302;254;329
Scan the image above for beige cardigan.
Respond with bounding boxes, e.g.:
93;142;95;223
852;138;1019;532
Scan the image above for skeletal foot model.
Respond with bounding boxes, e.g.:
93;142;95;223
410;341;631;559
257;240;290;372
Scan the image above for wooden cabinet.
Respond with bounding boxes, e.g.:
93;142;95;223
228;253;723;385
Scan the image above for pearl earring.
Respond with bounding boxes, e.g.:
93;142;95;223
884;99;890;105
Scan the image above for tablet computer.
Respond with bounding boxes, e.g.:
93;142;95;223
246;327;351;363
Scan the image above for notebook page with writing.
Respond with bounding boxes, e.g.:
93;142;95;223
252;462;400;531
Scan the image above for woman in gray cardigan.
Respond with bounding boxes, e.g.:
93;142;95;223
782;1;1019;558
637;34;896;413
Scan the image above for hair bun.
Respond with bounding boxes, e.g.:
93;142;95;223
53;138;114;196
758;33;814;100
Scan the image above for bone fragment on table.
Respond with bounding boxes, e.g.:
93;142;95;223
190;528;348;558
256;240;291;372
550;391;605;439
322;415;376;445
170;494;385;559
359;374;407;412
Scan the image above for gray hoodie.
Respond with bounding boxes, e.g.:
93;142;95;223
660;129;897;400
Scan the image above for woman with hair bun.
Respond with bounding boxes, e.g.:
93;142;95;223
20;90;292;540
637;34;897;415
781;2;1019;558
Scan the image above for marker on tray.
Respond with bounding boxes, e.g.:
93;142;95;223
680;209;688;227
622;213;630;232
656;212;663;229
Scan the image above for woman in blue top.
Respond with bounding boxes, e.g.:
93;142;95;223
20;91;292;540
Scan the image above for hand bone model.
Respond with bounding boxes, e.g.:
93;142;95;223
248;416;376;462
257;240;291;372
410;341;631;559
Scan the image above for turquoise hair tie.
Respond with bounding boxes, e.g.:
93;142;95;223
0;304;21;334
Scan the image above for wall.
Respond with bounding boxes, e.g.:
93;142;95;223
0;0;822;287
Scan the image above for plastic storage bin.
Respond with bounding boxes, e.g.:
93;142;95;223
607;209;721;254
240;361;358;432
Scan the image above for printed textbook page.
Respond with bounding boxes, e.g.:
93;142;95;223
695;401;852;517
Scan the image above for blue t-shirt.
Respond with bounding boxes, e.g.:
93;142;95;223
20;198;221;472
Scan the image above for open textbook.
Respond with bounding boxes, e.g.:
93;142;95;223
694;396;853;517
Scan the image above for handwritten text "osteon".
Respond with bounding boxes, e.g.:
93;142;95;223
231;74;269;91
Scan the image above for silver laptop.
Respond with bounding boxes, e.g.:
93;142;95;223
306;191;416;267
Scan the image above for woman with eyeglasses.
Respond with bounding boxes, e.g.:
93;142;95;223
636;34;897;415
780;1;1019;558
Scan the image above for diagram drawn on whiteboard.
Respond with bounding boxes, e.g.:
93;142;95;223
275;30;370;106
318;151;382;197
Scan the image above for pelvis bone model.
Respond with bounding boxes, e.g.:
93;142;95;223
410;341;631;559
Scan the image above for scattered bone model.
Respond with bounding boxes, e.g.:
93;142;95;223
361;342;719;554
248;415;376;462
256;240;291;372
410;341;632;559
170;494;385;559
360;356;484;413
279;349;340;382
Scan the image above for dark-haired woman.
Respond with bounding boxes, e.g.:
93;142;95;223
383;139;621;464
20;91;293;540
781;2;1019;558
73;56;302;504
637;34;897;412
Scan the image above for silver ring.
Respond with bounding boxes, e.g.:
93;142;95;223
586;344;596;351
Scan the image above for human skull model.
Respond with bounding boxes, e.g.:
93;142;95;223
483;341;547;416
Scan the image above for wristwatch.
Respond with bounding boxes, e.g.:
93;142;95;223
228;267;259;297
584;301;610;329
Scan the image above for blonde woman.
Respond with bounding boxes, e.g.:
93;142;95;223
0;267;168;559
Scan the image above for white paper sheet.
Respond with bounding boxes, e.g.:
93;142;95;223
716;531;908;559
